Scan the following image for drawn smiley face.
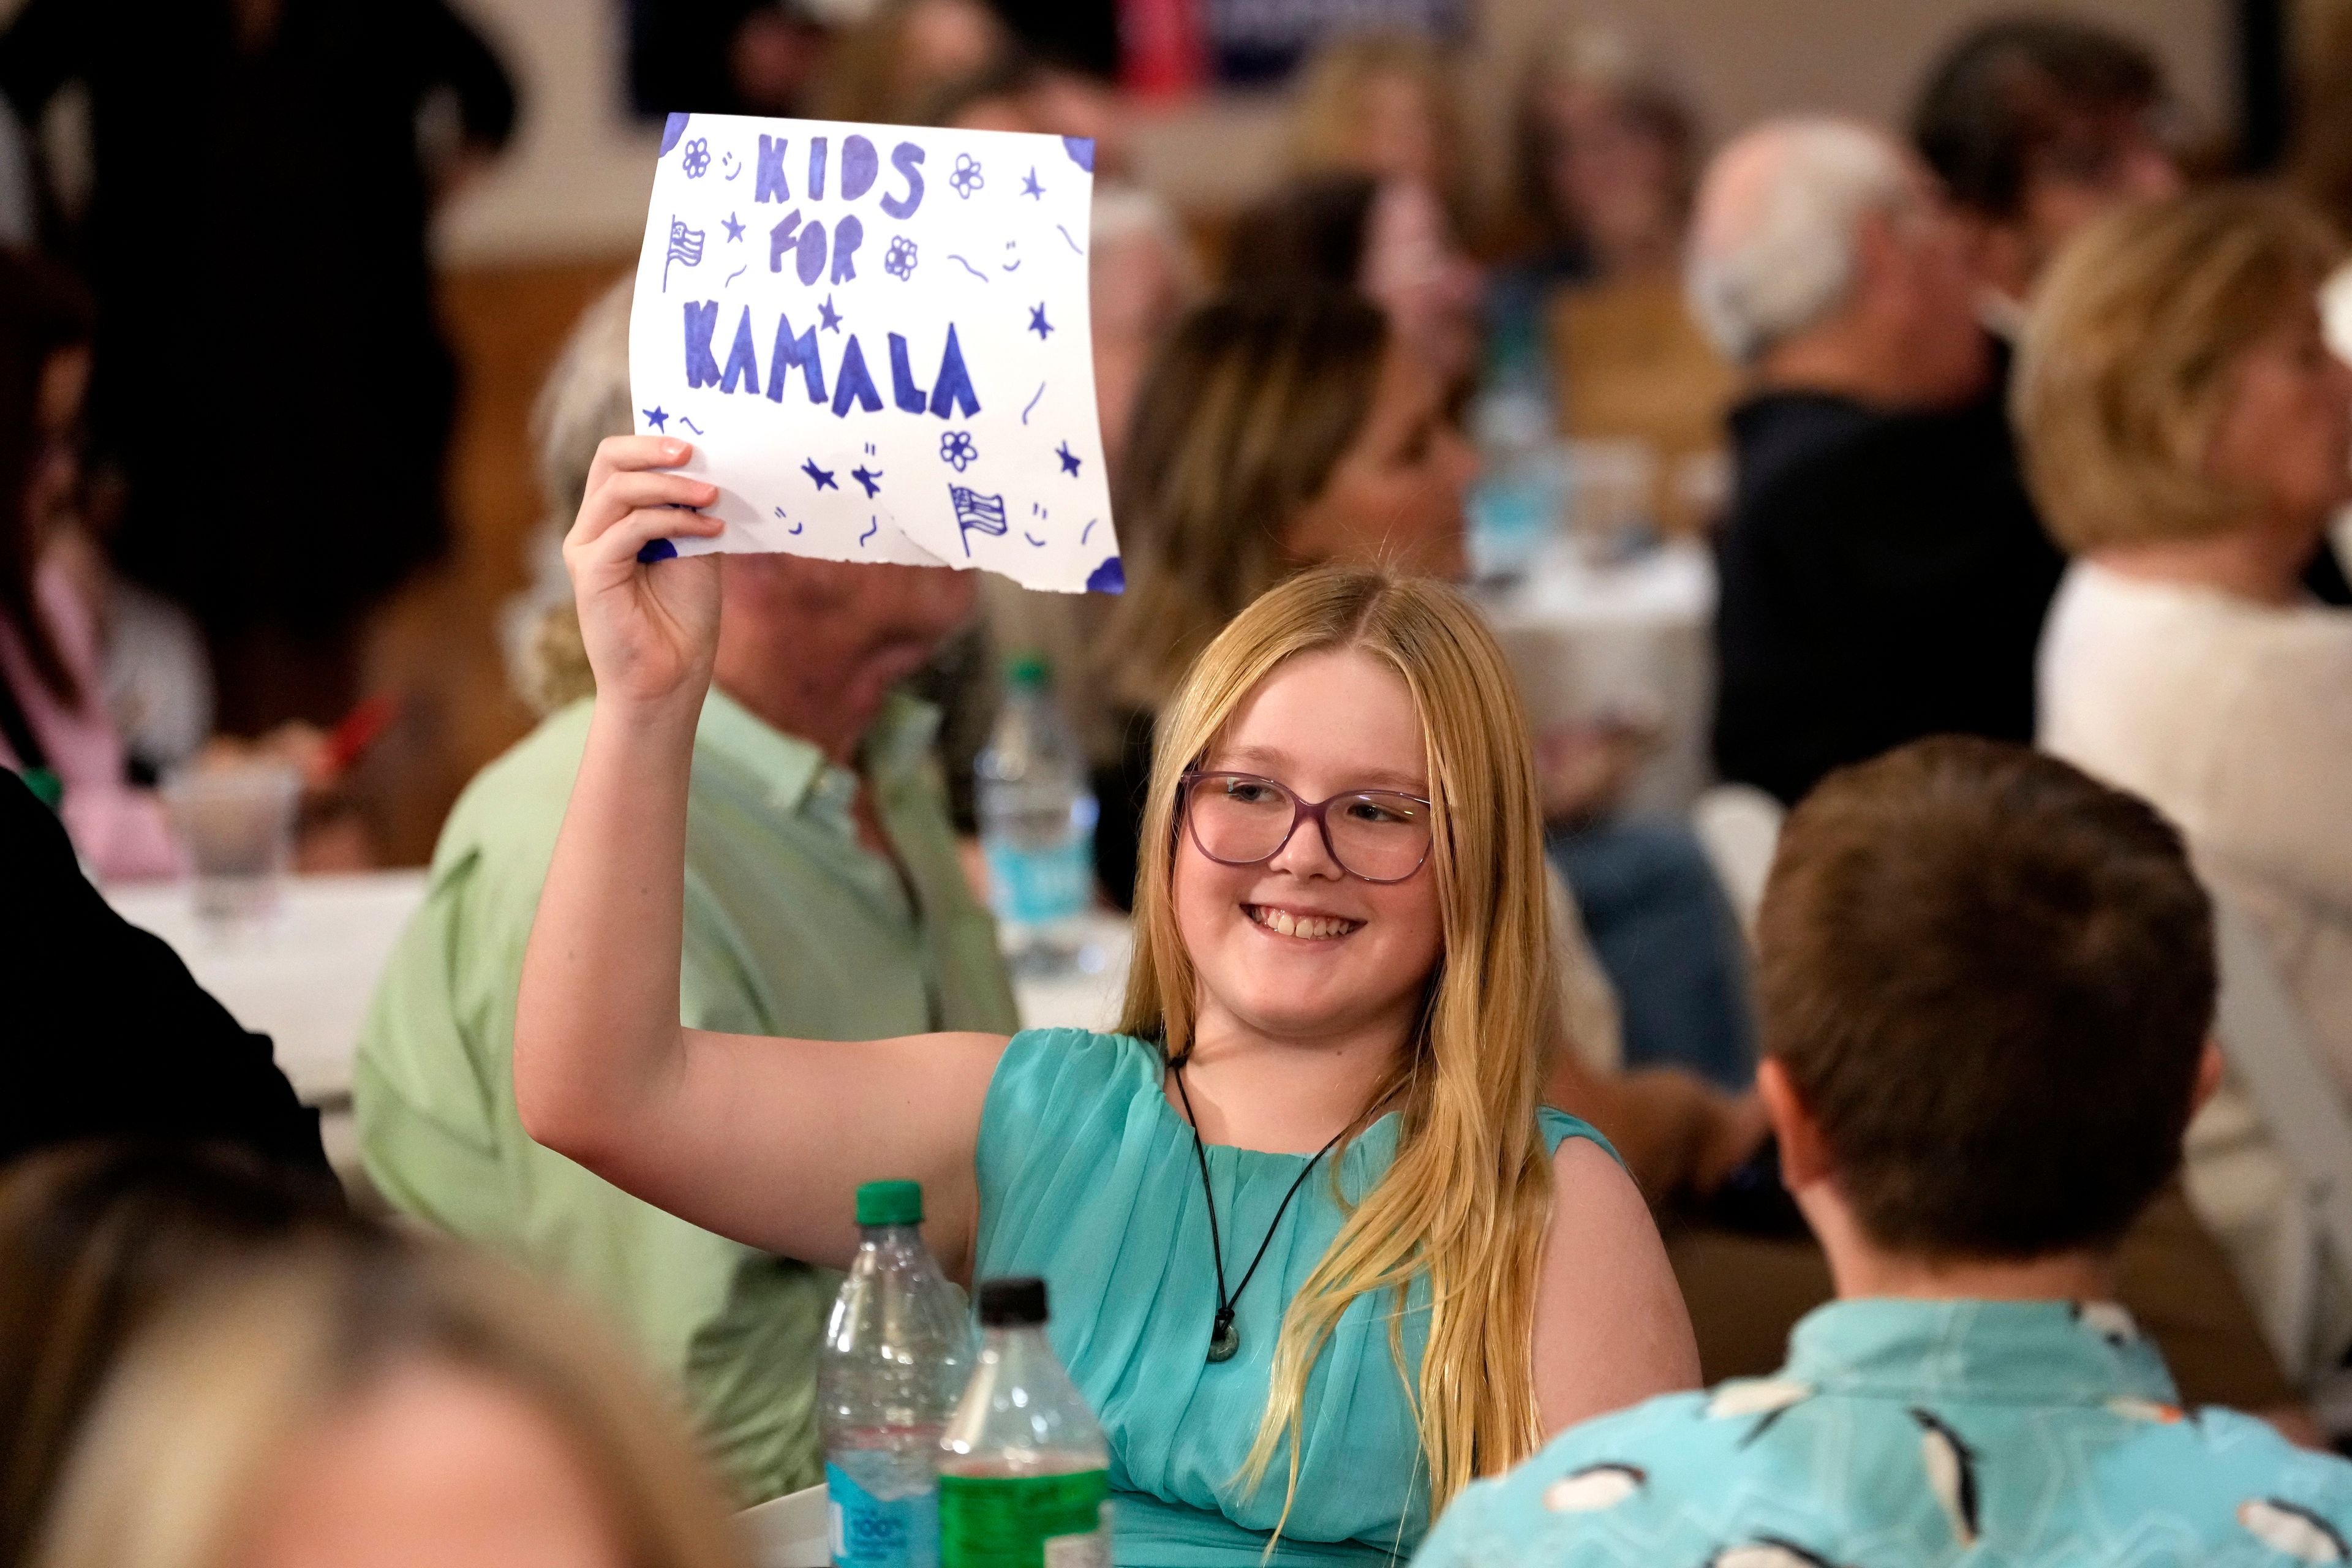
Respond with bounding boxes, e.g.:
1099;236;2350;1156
720;149;743;180
1001;239;1022;273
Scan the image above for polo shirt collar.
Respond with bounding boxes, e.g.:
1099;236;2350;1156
695;685;942;821
1779;1297;2180;1409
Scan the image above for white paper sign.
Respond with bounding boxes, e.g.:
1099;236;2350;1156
628;113;1122;594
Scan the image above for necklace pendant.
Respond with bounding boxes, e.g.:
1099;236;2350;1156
1207;1311;1240;1363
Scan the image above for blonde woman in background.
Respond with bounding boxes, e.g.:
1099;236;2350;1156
32;1237;748;1568
2024;186;2352;1378
1289;32;1465;227
514;473;1698;1562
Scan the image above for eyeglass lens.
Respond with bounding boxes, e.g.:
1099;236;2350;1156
1185;774;1430;882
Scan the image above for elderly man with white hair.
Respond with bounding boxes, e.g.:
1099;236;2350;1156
1692;116;2066;807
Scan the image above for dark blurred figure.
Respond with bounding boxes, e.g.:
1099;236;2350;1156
628;0;829;118
1688;119;2064;807
0;0;516;736
1911;15;2180;333
0;1141;354;1566
0;251;181;879
1;770;328;1175
2291;2;2352;238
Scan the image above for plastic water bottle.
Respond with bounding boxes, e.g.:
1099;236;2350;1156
940;1278;1112;1568
821;1181;975;1568
976;656;1098;976
1466;364;1566;582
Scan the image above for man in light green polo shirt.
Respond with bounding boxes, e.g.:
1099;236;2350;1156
355;555;1017;1504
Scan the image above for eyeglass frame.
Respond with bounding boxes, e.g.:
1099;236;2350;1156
1175;770;1435;884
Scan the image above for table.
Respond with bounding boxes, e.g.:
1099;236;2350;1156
104;871;432;1110
1476;538;1716;816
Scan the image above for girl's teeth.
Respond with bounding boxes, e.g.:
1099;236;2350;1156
1253;907;1353;940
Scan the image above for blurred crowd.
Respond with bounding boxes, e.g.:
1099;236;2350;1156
15;0;2352;1561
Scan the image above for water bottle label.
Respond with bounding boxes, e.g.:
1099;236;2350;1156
829;1461;940;1568
982;839;1092;927
940;1471;1109;1568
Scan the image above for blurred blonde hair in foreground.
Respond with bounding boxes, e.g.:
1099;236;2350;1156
32;1237;750;1568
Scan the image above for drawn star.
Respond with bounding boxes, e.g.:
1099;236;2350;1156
1028;303;1054;339
1021;167;1045;200
722;211;745;242
641;405;669;432
802;458;838;491
818;294;843;333
1055;441;1082;477
850;464;883;498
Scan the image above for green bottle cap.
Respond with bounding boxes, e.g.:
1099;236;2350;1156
1006;653;1050;691
855;1180;924;1227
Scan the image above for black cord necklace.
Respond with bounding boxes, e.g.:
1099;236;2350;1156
1169;1053;1348;1365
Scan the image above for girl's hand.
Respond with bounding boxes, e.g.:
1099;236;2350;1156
563;436;726;708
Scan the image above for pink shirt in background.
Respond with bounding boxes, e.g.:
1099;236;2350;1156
0;557;184;880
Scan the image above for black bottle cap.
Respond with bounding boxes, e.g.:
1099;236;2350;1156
977;1276;1049;1326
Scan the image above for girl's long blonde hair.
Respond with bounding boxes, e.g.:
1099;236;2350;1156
1116;564;1561;1526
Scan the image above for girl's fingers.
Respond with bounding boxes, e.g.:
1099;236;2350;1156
569;471;721;548
584;434;693;491
575;506;725;574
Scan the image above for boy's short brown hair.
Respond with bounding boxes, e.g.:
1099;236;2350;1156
1758;737;2214;1259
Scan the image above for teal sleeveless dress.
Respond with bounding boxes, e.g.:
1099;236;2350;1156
972;1029;1612;1568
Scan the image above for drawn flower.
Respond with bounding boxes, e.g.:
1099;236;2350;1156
949;153;985;198
885;235;919;281
940;430;979;472
682;138;712;178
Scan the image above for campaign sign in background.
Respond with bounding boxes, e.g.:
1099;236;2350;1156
628;112;1121;594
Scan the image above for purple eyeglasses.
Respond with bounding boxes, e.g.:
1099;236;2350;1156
1177;771;1433;884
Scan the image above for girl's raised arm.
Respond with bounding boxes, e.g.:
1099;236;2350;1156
513;436;1007;1276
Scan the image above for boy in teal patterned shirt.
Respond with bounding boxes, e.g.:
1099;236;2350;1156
1418;738;2352;1567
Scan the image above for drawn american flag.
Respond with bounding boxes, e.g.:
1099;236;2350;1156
949;484;1008;554
663;217;705;292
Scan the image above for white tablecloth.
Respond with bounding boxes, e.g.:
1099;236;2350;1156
105;871;431;1108
102;874;1134;1112
1476;539;1716;816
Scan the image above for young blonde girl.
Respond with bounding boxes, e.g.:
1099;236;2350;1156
515;437;1696;1562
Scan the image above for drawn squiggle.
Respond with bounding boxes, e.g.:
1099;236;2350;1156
1057;225;1084;255
1021;383;1046;424
947;255;989;281
724;265;745;286
858;518;879;546
1080;519;1098;545
678;417;705;434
